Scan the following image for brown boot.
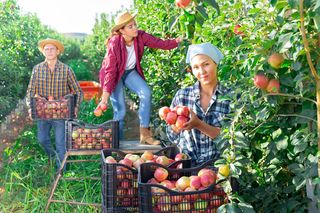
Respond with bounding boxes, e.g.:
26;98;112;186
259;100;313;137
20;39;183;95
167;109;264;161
140;127;160;145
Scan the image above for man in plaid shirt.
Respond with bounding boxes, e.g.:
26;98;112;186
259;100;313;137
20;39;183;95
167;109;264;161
26;38;83;170
167;42;231;166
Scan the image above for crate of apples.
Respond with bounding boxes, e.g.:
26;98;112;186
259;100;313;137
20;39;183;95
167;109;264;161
159;105;190;130
31;94;75;120
138;161;227;213
101;147;191;212
66;119;119;150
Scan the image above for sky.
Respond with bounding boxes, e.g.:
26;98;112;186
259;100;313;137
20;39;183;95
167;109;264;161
17;0;133;34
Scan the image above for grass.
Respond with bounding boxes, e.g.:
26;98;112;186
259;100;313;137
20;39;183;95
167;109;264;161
0;100;113;212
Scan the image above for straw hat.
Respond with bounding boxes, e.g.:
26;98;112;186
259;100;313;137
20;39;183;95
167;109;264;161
111;11;137;33
38;38;64;54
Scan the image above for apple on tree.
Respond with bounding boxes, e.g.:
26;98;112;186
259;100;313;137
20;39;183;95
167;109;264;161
268;53;284;69
266;79;280;93
175;0;191;8
254;73;269;90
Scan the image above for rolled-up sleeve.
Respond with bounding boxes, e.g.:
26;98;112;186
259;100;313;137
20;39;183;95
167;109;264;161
141;31;178;50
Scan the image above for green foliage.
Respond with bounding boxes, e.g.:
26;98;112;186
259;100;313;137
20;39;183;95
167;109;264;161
81;13;113;82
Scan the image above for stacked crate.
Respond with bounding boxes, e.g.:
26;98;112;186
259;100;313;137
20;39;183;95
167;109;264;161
101;146;191;213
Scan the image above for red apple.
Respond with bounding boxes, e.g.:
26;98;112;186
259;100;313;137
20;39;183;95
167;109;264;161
176;106;189;117
105;156;117;164
268;53;284;69
254;73;269;89
175;176;190;191
175;0;191;8
133;158;145;169
165;111;178;125
160;180;175;189
100;103;107;111
189;175;202;190
174;153;188;161
141;150;154;160
266;79;280;93
159;106;171;120
154;167;169;182
94;106;103;117
233;24;245;36
155;156;170;166
175;115;189;130
200;173;216;187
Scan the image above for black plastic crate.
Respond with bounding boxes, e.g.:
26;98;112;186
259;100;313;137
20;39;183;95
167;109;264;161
30;94;75;120
65;119;119;151
138;161;227;213
101;146;191;213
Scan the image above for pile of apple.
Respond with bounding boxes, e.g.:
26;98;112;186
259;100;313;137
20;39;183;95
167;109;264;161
71;127;112;149
159;105;190;131
34;96;71;119
146;167;226;212
103;150;189;208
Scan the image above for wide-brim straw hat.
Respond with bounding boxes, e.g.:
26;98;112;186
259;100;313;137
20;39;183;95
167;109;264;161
38;38;64;54
111;11;137;33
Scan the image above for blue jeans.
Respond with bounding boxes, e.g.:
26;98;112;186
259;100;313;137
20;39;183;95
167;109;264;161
37;120;66;170
110;69;151;139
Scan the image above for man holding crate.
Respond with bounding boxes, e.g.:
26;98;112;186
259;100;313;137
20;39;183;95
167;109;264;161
26;38;83;170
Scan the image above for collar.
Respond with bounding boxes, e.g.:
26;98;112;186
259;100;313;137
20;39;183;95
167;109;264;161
192;81;225;99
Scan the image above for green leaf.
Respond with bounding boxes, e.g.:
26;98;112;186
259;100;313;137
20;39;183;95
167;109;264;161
288;0;299;9
275;136;288;150
278;33;293;52
196;5;209;19
272;128;282;140
248;8;261;15
169;15;180;31
293;176;306;190
238;202;255;213
313;15;320;32
256;107;269;121
293;142;307;154
203;0;220;14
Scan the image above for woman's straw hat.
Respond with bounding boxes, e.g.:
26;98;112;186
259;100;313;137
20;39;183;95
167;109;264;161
38;38;64;54
111;11;137;33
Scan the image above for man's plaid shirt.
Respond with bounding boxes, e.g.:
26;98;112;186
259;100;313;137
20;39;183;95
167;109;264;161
26;60;83;109
166;81;231;165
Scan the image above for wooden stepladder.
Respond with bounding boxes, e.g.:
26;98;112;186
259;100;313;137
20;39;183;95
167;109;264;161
45;119;120;212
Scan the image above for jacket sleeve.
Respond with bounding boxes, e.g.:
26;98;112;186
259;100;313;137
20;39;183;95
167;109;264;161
25;67;37;109
140;31;178;50
102;41;119;94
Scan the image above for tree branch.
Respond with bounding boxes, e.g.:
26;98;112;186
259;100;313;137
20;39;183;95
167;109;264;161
299;0;320;81
262;92;317;105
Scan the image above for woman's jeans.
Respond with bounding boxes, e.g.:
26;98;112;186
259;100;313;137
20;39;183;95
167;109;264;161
37;119;66;170
110;69;151;139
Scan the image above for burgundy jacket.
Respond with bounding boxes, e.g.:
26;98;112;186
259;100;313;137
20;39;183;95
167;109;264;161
99;30;179;94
